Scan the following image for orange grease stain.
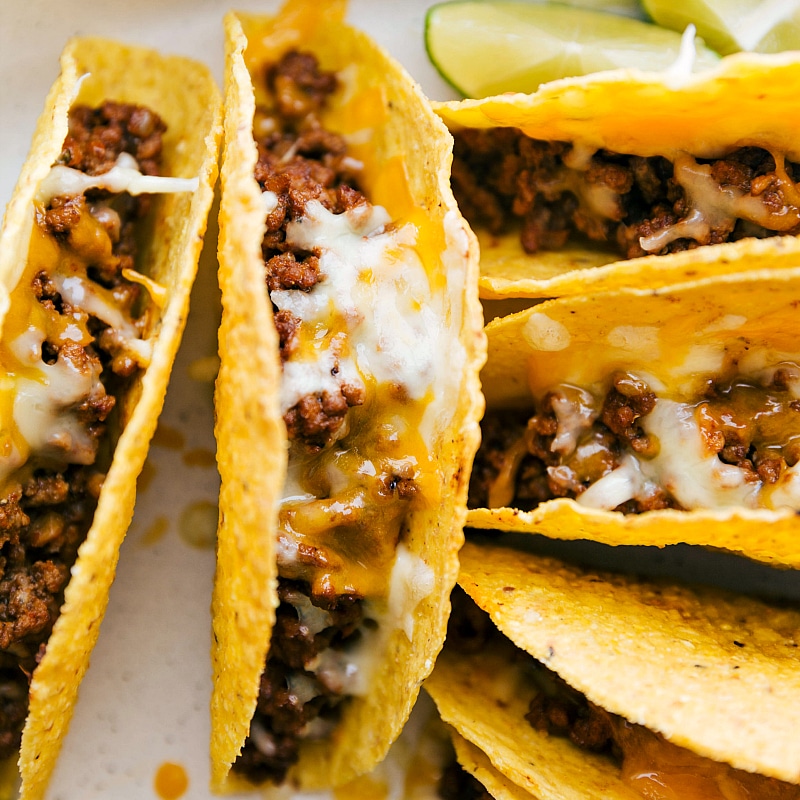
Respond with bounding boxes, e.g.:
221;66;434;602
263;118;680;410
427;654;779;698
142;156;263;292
154;761;188;800
178;501;218;550
181;447;216;468
152;424;185;450
137;460;157;494
139;516;169;548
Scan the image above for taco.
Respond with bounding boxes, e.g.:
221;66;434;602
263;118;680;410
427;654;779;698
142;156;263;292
468;266;800;568
426;539;800;799
211;0;484;791
0;37;221;800
434;52;800;298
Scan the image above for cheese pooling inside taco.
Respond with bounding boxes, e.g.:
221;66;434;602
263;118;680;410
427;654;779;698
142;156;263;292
451;129;800;259
233;51;455;783
0;102;193;758
445;586;800;800
470;366;800;514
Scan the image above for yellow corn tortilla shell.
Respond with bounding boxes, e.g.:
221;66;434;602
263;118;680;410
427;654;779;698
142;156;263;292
212;1;485;791
455;539;800;783
449;729;538;799
0;38;222;800
426;633;641;799
434;52;800;299
469;266;800;568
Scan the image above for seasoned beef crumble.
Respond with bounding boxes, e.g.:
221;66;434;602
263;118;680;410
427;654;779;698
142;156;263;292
451;127;800;259
254;51;367;453
0;101;164;758
469;371;800;514
235;579;364;784
235;50;387;785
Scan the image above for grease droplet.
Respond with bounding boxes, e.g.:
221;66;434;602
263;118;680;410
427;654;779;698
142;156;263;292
179;501;218;549
154;761;188;800
182;447;216;468
187;354;219;382
140;516;169;548
152;424;185;450
137;460;157;493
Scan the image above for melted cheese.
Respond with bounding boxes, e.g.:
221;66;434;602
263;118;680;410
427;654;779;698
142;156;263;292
274;192;456;604
278;199;441;412
0;149;188;491
640;151;800;252
579;399;760;511
616;721;800;800
387;543;435;642
529;364;800;513
36;152;198;203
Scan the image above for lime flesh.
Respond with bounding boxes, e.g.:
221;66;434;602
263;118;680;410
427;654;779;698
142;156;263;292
643;0;800;54
425;1;721;98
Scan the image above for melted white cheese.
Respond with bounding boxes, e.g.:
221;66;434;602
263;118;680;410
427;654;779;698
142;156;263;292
550;386;597;456
11;354;102;480
312;623;379;697
279;199;441;411
578;398;761;511
768;463;800;510
36;152;198;204
387;543;435;641
639;151;800;253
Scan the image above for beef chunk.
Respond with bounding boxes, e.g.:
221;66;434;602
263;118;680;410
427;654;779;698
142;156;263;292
59;100;166;177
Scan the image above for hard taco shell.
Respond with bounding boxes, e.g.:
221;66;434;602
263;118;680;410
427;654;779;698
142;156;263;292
0;37;221;800
434;53;800;299
212;1;484;791
436;540;800;785
470;266;800;568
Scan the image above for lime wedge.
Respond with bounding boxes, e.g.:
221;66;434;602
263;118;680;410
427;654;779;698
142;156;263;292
425;1;721;98
643;0;800;54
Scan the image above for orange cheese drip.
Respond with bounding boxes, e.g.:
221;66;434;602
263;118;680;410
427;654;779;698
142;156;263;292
616;723;800;800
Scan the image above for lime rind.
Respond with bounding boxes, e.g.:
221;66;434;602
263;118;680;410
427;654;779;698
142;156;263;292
425;1;721;98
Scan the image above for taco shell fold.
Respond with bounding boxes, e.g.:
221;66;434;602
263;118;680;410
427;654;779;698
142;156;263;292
0;37;221;800
434;52;800;298
212;0;484;791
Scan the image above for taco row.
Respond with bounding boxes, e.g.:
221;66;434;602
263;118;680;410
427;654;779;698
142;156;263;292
438;46;800;798
4;1;800;798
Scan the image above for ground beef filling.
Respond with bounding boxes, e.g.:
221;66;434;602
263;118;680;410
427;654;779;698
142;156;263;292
254;50;367;452
469;371;800;514
448;589;800;800
451;127;800;259
0;101;162;758
234;579;364;784
234;51;385;785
